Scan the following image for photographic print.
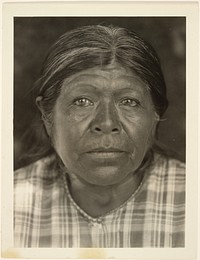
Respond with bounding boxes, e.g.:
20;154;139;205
14;16;186;248
1;2;199;259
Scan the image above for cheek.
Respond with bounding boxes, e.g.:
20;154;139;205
120;112;156;148
51;111;90;156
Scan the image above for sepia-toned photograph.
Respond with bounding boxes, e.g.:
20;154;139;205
1;2;199;259
14;17;185;248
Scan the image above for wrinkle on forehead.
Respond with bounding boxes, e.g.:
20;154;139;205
61;64;148;95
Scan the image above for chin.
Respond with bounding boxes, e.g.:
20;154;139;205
82;166;130;186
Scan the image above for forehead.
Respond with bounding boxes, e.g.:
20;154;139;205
61;64;148;95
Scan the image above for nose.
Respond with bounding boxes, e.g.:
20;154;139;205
91;100;121;135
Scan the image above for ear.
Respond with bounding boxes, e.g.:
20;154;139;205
36;96;51;137
148;112;159;140
151;112;160;139
154;112;160;121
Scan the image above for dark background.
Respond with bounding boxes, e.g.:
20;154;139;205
14;17;186;170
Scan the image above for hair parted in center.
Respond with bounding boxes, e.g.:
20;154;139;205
36;25;168;120
18;24;169;168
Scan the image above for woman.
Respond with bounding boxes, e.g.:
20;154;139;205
14;25;185;247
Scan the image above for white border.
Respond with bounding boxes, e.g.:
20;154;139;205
1;1;199;259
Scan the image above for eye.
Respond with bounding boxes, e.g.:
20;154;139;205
74;98;94;107
119;98;139;107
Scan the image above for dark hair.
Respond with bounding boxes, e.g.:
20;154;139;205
17;25;169;168
38;25;167;118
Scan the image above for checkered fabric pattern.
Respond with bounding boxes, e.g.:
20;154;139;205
14;152;185;247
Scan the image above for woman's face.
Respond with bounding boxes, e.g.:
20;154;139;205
50;64;157;186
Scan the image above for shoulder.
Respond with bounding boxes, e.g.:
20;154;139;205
146;152;185;194
152;152;185;178
14;154;62;195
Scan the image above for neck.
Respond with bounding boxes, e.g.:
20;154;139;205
66;170;144;218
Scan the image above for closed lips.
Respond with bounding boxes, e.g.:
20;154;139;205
87;148;124;153
86;148;125;159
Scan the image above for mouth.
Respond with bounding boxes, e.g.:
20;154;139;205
86;148;125;159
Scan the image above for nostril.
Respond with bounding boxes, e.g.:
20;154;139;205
94;127;101;132
112;128;119;133
93;127;120;134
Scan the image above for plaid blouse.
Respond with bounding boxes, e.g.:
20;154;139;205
14;152;185;247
